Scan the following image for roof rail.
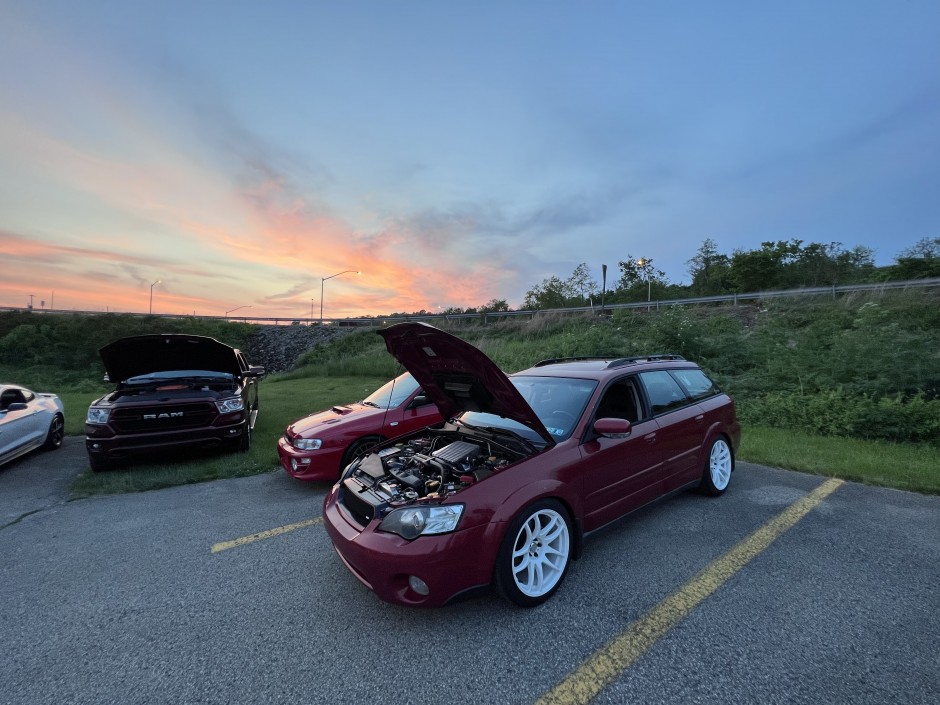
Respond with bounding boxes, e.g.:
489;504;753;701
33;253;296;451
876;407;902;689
533;353;686;369
533;356;615;367
606;353;686;369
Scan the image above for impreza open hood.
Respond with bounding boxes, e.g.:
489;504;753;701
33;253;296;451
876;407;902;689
99;334;242;382
378;323;554;445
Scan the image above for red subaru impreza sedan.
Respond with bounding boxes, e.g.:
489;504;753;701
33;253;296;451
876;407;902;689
278;372;442;481
323;322;740;608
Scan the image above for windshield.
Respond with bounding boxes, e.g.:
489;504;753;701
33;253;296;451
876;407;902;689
460;375;598;442
363;373;420;409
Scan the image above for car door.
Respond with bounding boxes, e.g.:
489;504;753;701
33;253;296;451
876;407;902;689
387;390;441;436
638;371;706;492
580;376;663;531
0;388;45;457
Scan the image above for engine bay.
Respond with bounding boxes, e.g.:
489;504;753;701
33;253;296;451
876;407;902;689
108;375;237;402
342;431;526;514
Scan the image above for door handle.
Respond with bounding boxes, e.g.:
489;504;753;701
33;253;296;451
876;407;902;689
644;432;656;444
695;414;704;423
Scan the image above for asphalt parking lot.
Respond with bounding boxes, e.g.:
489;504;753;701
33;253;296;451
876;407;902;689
1;439;938;705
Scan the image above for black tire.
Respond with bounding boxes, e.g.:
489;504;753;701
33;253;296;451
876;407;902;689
699;437;733;496
237;424;252;453
44;414;64;450
340;435;381;470
495;499;572;607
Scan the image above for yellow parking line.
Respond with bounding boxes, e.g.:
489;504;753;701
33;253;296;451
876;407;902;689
211;517;324;553
537;477;844;705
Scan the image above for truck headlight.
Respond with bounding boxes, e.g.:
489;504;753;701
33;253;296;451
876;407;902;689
378;504;464;540
216;398;245;414
86;407;110;424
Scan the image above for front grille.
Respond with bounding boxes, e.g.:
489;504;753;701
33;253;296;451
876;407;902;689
340;481;375;527
111;403;216;433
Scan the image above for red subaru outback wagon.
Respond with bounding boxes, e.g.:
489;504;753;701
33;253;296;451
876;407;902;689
323;323;740;608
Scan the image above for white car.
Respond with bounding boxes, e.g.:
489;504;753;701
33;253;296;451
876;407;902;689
0;384;65;467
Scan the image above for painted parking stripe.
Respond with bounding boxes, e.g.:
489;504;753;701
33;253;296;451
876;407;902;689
537;477;844;705
211;517;323;553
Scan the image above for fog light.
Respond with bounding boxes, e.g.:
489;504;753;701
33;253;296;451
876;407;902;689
408;576;429;596
291;459;298;471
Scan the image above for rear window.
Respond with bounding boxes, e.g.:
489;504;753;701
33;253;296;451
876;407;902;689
670;369;719;400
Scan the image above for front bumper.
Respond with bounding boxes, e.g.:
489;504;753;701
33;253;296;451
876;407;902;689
323;488;494;607
85;418;247;460
277;437;344;481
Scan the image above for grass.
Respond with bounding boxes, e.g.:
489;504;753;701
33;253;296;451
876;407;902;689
68;375;940;497
739;425;940;495
69;375;388;497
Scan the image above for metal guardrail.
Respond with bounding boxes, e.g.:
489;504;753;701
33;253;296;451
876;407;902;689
3;277;939;326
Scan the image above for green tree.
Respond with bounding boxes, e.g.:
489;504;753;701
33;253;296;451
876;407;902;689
565;263;599;302
891;237;940;279
728;240;803;292
523;276;571;310
687;239;731;295
478;298;510;313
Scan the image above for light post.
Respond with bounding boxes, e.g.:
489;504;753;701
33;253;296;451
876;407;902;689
636;259;653;311
320;270;360;324
310;298;315;326
149;280;161;314
224;305;251;319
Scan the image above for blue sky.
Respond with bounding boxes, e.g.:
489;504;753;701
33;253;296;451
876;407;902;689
2;1;938;317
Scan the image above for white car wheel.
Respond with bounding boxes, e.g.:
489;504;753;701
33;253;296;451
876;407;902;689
701;437;733;495
496;501;571;607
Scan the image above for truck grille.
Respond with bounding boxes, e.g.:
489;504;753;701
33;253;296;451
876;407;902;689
111;403;216;433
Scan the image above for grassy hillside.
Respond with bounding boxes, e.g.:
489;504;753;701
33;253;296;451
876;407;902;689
3;291;938;495
7;290;937;445
0;312;257;392
291;289;940;447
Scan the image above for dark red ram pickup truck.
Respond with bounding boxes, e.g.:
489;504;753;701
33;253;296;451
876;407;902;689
85;334;264;471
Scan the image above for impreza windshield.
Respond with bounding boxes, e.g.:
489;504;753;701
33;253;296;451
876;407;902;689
363;373;420;409
459;375;597;442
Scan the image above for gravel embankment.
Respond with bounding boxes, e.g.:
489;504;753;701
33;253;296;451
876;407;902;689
245;324;361;373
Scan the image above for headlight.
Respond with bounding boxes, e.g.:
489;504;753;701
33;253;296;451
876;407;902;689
86;407;109;424
216;397;245;414
292;438;322;450
378;504;464;540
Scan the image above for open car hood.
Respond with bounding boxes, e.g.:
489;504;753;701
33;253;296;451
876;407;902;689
99;334;242;382
378;323;554;445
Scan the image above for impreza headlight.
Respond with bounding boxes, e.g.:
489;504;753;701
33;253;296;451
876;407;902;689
216;397;245;414
292;438;322;451
378;504;464;540
86;407;110;424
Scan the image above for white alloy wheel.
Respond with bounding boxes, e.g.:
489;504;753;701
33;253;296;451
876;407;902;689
702;438;734;495
510;508;570;598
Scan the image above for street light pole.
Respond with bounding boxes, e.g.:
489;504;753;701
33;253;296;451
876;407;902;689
320;270;360;325
224;305;251;319
310;298;315;326
636;259;652;311
149;280;161;314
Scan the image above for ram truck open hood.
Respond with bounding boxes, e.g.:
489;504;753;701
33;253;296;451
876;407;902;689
377;323;554;445
99;334;243;382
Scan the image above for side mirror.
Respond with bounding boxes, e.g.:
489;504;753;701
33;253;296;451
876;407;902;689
5;402;29;412
594;417;631;439
409;395;429;409
245;365;266;378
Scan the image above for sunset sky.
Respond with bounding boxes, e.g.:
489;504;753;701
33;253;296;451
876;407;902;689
2;1;939;319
